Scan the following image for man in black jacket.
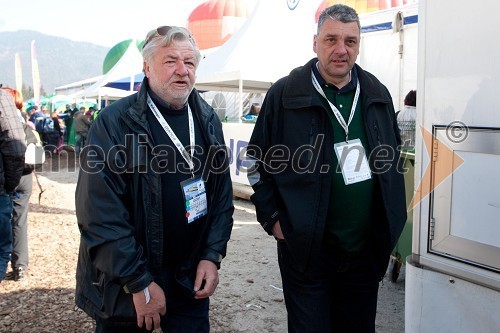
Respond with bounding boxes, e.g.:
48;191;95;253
75;26;234;332
0;89;26;282
247;4;406;333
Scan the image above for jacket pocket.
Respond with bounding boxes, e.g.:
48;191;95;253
87;271;136;323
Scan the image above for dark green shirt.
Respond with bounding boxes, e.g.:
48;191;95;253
314;66;376;254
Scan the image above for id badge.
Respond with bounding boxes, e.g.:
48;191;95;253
180;176;208;224
333;139;372;185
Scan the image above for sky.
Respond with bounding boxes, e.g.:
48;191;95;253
0;0;231;47
0;1;418;48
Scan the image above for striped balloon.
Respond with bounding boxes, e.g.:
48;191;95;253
187;0;249;50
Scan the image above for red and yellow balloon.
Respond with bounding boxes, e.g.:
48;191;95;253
187;0;249;50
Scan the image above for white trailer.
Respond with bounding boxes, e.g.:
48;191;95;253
405;0;500;331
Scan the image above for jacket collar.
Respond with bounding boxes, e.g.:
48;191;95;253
283;58;392;109
311;60;359;93
124;77;218;146
126;78;213;123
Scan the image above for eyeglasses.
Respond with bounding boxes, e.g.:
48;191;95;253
143;26;172;49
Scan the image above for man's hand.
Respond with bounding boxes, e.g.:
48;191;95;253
132;281;166;331
272;220;284;240
193;260;219;299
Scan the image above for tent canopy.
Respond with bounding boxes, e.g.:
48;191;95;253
72;40;143;100
195;0;317;93
104;72;145;91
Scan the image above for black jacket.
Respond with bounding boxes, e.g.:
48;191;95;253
75;80;234;323
248;59;406;277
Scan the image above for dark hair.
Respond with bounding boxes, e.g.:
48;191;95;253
404;90;416;107
317;4;360;33
249;103;261;115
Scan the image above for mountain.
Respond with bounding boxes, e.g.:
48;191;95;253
0;30;109;94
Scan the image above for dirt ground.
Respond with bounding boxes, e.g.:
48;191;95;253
0;151;405;333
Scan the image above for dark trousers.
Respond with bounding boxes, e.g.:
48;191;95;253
0;194;13;281
95;267;209;333
277;242;381;333
11;173;32;269
75;132;87;156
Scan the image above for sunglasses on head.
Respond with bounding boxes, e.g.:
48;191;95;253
143;26;172;49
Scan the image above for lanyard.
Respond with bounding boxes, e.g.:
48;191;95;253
312;71;360;142
147;94;195;176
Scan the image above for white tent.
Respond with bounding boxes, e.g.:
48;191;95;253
357;3;418;110
72;40;143;105
195;0;418;113
55;75;104;96
195;0;317;94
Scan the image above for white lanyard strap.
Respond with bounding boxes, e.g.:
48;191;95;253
312;71;360;142
147;94;195;173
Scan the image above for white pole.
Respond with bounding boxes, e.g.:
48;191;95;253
239;73;243;119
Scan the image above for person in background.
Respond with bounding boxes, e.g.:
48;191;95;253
24;110;36;131
74;26;234;332
40;106;49;116
248;103;261;116
84;108;92;119
49;111;64;154
28;105;42;123
73;106;91;156
0;89;26;282
88;106;96;119
34;105;51;146
247;4;406;332
63;104;73;144
241;103;261;122
2;87;35;281
71;103;79;115
92;108;100;120
1;88;24;123
29;105;46;141
396;89;417;149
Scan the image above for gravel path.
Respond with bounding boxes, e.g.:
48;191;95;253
0;153;405;332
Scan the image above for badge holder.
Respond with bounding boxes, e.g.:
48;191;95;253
334;139;372;185
180;176;208;224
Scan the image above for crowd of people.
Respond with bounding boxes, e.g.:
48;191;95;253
26;101;97;156
1;4;416;333
0;88;97;283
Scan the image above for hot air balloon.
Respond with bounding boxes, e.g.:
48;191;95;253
102;39;143;74
187;0;249;50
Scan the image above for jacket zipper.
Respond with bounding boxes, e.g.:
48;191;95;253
308;117;316;162
373;121;382;147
